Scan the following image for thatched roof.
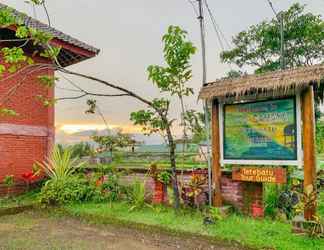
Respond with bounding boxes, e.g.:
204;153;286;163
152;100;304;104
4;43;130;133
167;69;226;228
199;65;324;102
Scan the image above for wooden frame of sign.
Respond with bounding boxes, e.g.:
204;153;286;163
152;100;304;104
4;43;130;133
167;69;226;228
199;66;324;221
211;87;316;220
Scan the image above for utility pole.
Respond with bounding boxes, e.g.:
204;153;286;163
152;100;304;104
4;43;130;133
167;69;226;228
197;0;212;206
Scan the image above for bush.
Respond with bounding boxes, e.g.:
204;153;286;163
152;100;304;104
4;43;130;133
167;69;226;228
39;176;103;205
264;184;280;218
101;173;121;202
126;180;148;211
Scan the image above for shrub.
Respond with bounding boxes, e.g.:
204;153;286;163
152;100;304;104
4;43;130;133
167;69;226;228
38;146;103;205
101;173;121;202
39;175;103;205
264;184;280;218
126;180;149;211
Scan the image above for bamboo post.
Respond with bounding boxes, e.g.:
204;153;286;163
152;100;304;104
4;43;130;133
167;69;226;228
212;99;222;207
301;85;317;220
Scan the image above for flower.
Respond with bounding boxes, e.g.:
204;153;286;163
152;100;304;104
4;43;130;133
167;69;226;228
21;171;38;183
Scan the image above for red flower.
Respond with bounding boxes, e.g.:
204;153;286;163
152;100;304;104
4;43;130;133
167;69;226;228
22;172;38;183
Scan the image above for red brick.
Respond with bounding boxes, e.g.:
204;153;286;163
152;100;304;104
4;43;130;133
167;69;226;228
0;54;54;192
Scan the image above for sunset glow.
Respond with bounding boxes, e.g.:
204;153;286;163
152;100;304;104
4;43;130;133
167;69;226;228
58;124;142;134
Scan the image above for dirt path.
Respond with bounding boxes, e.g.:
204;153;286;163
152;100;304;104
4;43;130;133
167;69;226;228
0;210;243;250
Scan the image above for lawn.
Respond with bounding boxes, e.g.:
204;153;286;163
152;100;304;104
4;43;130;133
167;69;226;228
65;202;324;250
1;187;323;250
0;189;39;209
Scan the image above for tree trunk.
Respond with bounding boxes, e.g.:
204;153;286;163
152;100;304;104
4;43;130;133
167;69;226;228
165;122;180;209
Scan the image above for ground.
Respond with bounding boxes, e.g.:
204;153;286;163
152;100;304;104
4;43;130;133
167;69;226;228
0;210;242;250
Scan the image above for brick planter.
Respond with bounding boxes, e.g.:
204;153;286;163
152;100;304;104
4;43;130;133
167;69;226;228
152;180;168;204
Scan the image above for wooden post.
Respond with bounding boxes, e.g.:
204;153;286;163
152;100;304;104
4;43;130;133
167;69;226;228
301;86;317;220
212;99;222;207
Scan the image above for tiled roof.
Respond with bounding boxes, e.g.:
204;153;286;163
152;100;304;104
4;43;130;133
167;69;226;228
0;3;100;55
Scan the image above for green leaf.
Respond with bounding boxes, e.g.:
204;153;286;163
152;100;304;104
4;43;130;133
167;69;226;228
0;65;6;76
38;75;58;87
16;26;29;38
0;108;18;117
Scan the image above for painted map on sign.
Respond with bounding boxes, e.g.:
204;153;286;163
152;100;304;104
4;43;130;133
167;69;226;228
224;98;297;160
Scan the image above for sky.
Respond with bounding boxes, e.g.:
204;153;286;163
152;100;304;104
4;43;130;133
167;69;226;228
2;0;324;142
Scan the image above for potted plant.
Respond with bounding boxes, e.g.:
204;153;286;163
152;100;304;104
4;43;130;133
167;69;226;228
152;168;171;204
182;174;207;209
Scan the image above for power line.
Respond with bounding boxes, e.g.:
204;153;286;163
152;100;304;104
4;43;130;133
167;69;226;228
203;0;233;71
204;0;231;50
265;0;285;69
187;0;199;16
266;0;278;18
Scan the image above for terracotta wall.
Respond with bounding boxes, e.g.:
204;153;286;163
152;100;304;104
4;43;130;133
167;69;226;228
0;56;54;184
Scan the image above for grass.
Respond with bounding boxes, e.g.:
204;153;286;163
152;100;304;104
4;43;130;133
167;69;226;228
65;202;324;250
0;189;39;209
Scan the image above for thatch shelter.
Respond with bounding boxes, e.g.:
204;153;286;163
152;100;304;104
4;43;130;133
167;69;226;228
199;65;324;220
199;64;324;102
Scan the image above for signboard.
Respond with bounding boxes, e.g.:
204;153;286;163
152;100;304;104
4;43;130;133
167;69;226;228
232;167;287;184
223;98;298;163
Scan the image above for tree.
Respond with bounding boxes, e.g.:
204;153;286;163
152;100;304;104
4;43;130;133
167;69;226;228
0;3;196;208
130;26;196;208
221;3;324;74
92;132;134;159
220;3;324;119
183;109;207;144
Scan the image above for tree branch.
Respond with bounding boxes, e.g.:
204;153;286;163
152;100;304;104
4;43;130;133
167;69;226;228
58;67;154;107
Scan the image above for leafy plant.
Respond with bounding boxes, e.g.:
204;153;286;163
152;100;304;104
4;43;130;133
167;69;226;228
294;185;317;216
264;184;280;218
39;176;102;205
209;207;224;221
37;145;85;181
3;175;14;198
306;215;324;238
3;175;14;187
101;172;121;202
126;180;150;211
182;174;207;208
157;171;171;184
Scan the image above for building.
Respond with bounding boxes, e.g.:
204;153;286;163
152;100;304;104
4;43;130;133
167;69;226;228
0;4;99;194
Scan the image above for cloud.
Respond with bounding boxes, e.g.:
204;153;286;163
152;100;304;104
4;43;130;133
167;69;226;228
55;126;164;145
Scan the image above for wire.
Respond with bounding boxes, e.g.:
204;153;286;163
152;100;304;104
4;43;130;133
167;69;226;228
187;0;199;16
203;0;233;71
204;0;231;51
266;0;279;17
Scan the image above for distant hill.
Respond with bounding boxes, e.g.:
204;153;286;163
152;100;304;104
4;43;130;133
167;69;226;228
56;128;164;145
